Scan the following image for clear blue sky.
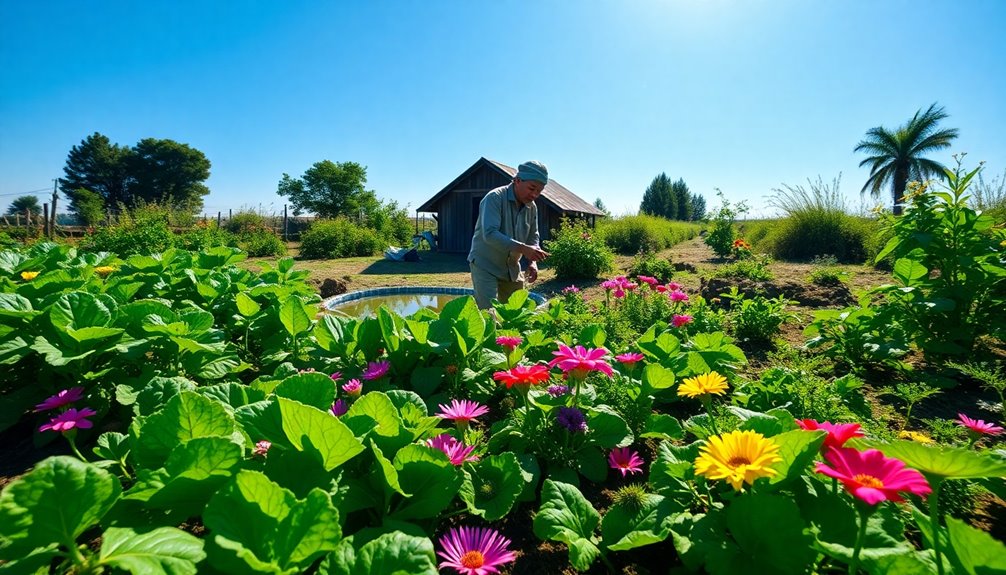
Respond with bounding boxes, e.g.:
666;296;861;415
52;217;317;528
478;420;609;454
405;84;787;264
2;0;1004;218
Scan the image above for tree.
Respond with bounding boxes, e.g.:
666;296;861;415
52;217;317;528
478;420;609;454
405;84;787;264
854;103;958;215
127;138;211;210
60;132;132;214
277;160;378;218
593;197;611;216
671;179;692;221
6;195;41;216
71;188;106;226
640;173;676;218
690;192;707;220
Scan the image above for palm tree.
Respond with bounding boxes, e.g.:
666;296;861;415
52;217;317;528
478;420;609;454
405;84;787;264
5;195;42;216
854;103;958;215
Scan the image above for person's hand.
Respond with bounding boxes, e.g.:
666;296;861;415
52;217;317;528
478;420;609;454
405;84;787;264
526;265;538;283
520;244;549;262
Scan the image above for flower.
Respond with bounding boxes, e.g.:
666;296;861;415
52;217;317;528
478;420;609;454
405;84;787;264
677;371;729;399
253;440;271;457
493;364;551;389
39;408;97;433
436;399;490;427
547;384;569;397
637;275;659;287
694;430;782;491
562;285;580;294
898;430;935;445
94;266;116;277
34;387;85;412
796;419;864;450
671;314;693;328
669;290;689;302
361;360;390;380
956;413;1004;436
329;371;343;382
615;352;645;366
330;399;348;417
815;447;931;505
20;271;40;281
426;433;479;465
549;343;614;379
667;282;682;291
556;407;588;433
437;526;516;575
446;364;458;375
342;379;362;397
609;447;644;477
495;335;523;351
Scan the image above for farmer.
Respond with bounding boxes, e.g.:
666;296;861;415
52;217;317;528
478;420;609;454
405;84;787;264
468;160;550;309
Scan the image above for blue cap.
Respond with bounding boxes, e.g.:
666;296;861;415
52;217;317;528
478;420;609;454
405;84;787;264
516;160;549;184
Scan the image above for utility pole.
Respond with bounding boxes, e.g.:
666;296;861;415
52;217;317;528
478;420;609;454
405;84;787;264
50;179;59;235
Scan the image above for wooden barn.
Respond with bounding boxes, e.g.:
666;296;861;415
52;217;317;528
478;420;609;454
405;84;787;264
417;157;605;253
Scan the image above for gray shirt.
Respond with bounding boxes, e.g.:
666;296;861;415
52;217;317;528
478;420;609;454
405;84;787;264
468;183;539;281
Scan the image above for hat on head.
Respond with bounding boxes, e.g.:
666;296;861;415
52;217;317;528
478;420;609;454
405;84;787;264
516;160;549;185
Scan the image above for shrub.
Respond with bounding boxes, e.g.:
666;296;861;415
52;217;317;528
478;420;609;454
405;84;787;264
299;217;386;259
226;210;270;234
177;221;238;251
713;254;774;281
366;200;413;247
81;204;176;255
807;255;848;286
721;288;798;343
704;191;747;258
627;252;675;282
241;228;287;257
599;215;700;255
544;218;613;279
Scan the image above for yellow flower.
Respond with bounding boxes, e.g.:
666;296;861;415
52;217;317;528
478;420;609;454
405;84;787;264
20;271;40;281
677;371;729;399
694;430;782;491
94;266;116;278
898;430;935;445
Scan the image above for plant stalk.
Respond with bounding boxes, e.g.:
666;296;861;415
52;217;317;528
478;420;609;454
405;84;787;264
848;504;871;575
929;480;945;575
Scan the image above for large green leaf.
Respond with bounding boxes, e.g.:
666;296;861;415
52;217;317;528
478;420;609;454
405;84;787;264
0;293;36;319
945;516;1006;575
273;372;337;411
0;457;121;555
97;527;206;575
355;532;438;575
768;429;826;485
235;292;262;317
344;392;404;446
134;377;198;417
458;452;523;521
641;363;676;391
720;493;816;575
132;391;238;469
390;445;462;521
586;405;633;448
600;493;678;551
640;413;684;440
277;397;365;471
125;437;243;516
893;258;929;285
532;479;601;572
863;439;1006;480
279;296;312;337
49;291;112;331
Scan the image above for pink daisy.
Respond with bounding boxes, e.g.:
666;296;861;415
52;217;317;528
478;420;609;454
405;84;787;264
361;360;390;381
495;335;523;352
549;343;614;380
329;371;343;382
437;526;516;575
609;447;645;477
39;408;96;433
426;433;479;466
796;419;865;450
815;447;931;505
342;379;362;397
957;413;1004;436
615;352;645;366
669;290;689;302
34;387;85;412
436;399;490;428
672;314;693;328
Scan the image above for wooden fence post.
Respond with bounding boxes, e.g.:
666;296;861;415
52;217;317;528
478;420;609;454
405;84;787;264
43;203;50;238
283;204;288;242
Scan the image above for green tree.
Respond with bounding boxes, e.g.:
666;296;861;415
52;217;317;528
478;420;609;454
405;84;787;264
127;138;211;210
640;173;675;218
277;160;378;218
5;195;42;216
671;178;692;221
71;188;106;226
59;132;132;214
690;192;707;220
854;103;958;215
593;197;611;216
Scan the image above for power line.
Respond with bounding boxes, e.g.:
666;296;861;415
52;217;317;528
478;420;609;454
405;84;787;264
0;187;54;198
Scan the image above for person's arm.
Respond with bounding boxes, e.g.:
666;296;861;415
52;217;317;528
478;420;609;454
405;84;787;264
480;193;520;250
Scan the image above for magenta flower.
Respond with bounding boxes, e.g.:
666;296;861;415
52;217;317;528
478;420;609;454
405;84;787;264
601;279;619;290
437;399;490;429
437;526;516;575
426;433;479;465
549;343;614;379
330;399;349;417
34;387;85;412
669;290;689;302
495;335;523;351
613;288;626;299
957;413;1003;436
361;360;390;381
609;447;645;477
637;275;659;287
815;447;931;505
253;440;271;457
796;419;865;450
667;282;682;291
655;284;668;293
330;371;343;382
562;285;580;294
38;408;96;433
342;379;362;397
672;314;693;328
615;352;645;366
493;364;551;389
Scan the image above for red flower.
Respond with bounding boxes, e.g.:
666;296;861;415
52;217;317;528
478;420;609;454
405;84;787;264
493;364;551;389
796;419;864;450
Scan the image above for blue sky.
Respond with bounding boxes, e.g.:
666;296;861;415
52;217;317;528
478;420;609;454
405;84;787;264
2;0;1004;218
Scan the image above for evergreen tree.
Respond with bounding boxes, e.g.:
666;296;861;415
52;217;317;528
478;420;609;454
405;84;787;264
593;197;611;216
60;132;132;213
127;138;211;210
640;173;676;218
690;193;707;220
672;178;692;221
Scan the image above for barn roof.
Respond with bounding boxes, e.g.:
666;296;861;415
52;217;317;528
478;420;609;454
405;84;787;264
417;157;605;216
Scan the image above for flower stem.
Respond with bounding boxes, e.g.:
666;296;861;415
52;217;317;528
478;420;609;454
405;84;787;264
66;434;88;463
832;476;838;494
702;397;720;436
929;480;945;575
848;505;871;575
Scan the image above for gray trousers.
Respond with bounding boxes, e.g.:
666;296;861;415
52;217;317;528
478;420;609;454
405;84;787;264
470;261;525;309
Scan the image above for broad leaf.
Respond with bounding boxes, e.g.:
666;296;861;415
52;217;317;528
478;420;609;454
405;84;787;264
98;527;205;575
863;439;1006;480
274;372;337;411
459;453;524;521
601;493;678;551
132;391;238;469
532;479;601;571
586;405;633;448
768;429;826;485
640;413;684;440
355;532;438;575
722;493;816;575
945;516;1006;575
277;397;365;471
390;445;461;520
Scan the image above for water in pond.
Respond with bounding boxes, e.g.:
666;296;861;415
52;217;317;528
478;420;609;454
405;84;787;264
330;293;462;318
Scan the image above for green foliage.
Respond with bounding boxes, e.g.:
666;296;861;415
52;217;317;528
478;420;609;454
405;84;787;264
639;174;703;221
81;203;177;256
721;289;797;343
5;195;41;216
804;303;910;371
544;218;613;280
300;218;387;259
946;361;1006;415
971;167;1006;221
879;382;942;430
627;252;675;282
808;254;849;286
599;214;701;255
735;368;870;423
704;191;748;258
277;160;377;219
713;254;774;281
70;188;106;227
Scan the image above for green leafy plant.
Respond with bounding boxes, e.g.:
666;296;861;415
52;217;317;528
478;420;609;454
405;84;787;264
704;190;749;258
713;254;774;281
879;382;943;430
544;218;613;280
299;217;386;259
808;254;849;286
720;288;797;344
946;361;1006;415
628;252;676;282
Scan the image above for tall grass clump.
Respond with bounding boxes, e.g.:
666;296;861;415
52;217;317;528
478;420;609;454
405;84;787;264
971;167;1006;222
599;214;701;255
299;217;386;259
758;175;880;263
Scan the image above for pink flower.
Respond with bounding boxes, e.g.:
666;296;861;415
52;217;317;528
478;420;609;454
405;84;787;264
34;387;85;412
669;290;689;302
437;526;516;575
796;419;865;450
437;399;490;428
493;364;551;389
672;314;693;328
329;371;343;382
495;335;523;351
342;379;362;397
330;399;349;417
615;352;645;366
361;360;390;381
667;282;682;291
815;447;931;505
549;343;614;379
957;413;1004;436
609;447;644;477
253;440;271;457
601;279;619;290
38;408;96;433
613;288;626;299
625;282;638;291
562;285;580;294
655;284;668;293
637;275;659;287
426;433;479;465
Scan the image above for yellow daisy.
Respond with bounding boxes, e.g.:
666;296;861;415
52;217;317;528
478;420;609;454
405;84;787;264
898;430;935;445
20;271;40;281
677;371;729;399
94;266;116;278
694;430;782;491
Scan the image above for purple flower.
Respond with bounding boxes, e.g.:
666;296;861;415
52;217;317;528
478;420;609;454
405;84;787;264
362;360;390;381
253;440;271;457
330;399;349;417
562;285;580;294
34;387;85;412
437;526;516;575
436;399;490;428
669;290;689;302
342;379;362;397
609;447;644;477
426;433;479;465
547;384;570;397
557;407;587;433
39;408;96;433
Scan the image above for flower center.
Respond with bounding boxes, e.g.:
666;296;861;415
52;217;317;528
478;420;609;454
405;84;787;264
854;474;884;488
727;456;752;467
460;550;485;569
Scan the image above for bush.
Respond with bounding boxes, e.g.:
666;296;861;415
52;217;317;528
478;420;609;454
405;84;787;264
176;221;238;251
704;191;747;258
544;218;613;280
599;215;700;255
713;254;774;281
627;252;675;282
81;204;177;256
721;288;798;343
299;217;386;259
240;228;287;257
807;255;848;286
